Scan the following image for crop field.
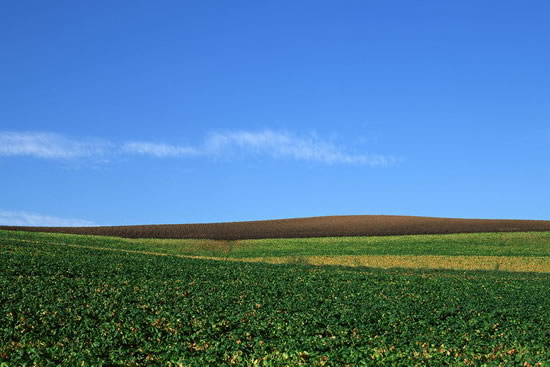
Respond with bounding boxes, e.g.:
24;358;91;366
2;215;550;240
4;230;550;273
2;230;550;365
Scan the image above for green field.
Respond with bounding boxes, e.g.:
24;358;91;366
6;229;550;256
1;230;550;365
4;230;550;272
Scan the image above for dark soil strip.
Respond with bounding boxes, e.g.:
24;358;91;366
2;215;550;240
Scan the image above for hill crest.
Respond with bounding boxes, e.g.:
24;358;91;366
2;215;550;240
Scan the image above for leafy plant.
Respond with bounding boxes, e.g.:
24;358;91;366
1;230;550;365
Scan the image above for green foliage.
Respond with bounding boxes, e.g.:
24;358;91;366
1;231;550;365
236;232;550;258
3;229;550;259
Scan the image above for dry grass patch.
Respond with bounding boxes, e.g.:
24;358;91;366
253;255;550;272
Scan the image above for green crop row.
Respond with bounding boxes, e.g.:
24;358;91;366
1;231;550;365
3;229;550;259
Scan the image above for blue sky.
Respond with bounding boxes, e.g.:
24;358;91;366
1;1;549;226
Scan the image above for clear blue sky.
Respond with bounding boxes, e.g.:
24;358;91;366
1;1;549;226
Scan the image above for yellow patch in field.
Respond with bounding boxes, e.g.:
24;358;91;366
253;255;550;273
58;242;550;273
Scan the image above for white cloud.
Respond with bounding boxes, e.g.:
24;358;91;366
204;130;393;166
0;210;95;227
0;130;394;166
0;131;109;159
121;142;198;157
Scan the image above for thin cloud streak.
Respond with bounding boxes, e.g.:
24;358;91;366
0;131;108;159
122;142;199;157
205;130;393;166
0;210;95;227
0;130;394;166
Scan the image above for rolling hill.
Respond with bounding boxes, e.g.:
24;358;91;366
2;215;550;240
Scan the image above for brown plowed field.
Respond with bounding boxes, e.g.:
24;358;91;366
2;215;550;240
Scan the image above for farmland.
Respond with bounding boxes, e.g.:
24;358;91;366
4;229;550;272
2;229;550;365
2;214;550;240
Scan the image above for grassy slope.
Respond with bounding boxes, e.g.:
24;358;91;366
2;230;550;365
3;229;550;272
3;229;550;257
3;230;550;272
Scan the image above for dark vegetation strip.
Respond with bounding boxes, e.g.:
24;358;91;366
2;215;550;240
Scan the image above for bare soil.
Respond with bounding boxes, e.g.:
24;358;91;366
2;215;550;240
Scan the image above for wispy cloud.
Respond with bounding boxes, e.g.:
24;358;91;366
0;210;95;227
204;130;392;166
121;142;199;157
0;130;394;166
0;131;109;159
